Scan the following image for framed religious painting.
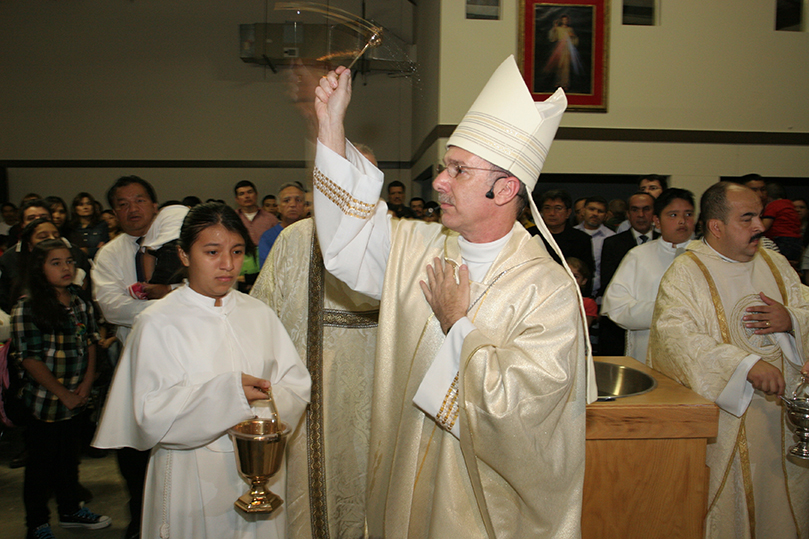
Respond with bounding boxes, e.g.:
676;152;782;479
519;0;609;111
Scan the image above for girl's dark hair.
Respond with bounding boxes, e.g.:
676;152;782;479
179;202;256;256
70;192;101;228
43;197;69;225
14;219;60;308
26;239;74;331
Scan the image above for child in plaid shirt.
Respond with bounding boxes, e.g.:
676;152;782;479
12;239;111;539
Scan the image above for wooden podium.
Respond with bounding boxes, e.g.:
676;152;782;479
582;357;719;539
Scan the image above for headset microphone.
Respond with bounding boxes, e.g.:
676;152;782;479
485;176;504;199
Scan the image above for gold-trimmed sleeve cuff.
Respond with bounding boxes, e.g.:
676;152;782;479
313;166;377;220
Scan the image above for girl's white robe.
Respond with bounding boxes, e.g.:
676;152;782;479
95;285;311;539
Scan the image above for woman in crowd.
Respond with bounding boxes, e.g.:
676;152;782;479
69;193;109;259
94;202;310;539
12;239;111;539
100;209;121;241
43;196;71;239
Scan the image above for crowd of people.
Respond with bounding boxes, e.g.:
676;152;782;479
0;55;807;539
0;173;440;539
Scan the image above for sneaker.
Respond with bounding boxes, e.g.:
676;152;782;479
10;449;28;469
58;507;112;529
27;524;56;539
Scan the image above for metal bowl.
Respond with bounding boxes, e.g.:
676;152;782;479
595;362;657;401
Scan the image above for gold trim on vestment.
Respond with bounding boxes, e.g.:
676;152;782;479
737;418;756;538
305;227;330;539
436;372;460;431
460;342;497;539
685;252;730;345
313;168;376;219
303;228;380;539
322;309;378;328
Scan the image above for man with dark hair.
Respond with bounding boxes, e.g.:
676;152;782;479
233;180;279;245
181;195;201;208
574;195;615;298
233;180;279;293
92;175;188;539
741;173;768;207
599;192;658;355
312;58;592;537
262;194;279;217
533;189;594;284
602;189;695;363
386;181;414;218
649;181;809;538
638;174;667;198
0;202;18;237
7;200;51;242
409;197;426;219
606;198;627;230
572;197;586;225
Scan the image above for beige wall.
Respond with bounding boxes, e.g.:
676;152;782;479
432;0;809;201
0;0;411;204
1;0;807;206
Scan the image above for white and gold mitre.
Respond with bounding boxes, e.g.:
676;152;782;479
446;55;567;191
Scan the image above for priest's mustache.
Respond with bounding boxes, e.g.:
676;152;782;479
750;232;764;243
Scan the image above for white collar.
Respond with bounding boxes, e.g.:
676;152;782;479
458;231;512;265
701;238;744;264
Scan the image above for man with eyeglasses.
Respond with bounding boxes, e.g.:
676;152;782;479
534;189;594;281
311;57;593;538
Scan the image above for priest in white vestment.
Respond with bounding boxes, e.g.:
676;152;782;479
94;202;311;539
311;56;595;538
649;182;809;539
251;217;379;539
602;188;695;363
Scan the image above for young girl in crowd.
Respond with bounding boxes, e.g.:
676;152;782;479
567;257;598;328
94;202;310;539
100;209;121;241
70;193;109;259
12;239;111;539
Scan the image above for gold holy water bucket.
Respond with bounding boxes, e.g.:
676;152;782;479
228;418;290;513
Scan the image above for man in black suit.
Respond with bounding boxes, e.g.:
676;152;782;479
531;190;594;294
599;192;658;355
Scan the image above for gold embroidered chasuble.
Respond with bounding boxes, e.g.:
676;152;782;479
364;219;587;539
251;218;379;539
649;240;809;539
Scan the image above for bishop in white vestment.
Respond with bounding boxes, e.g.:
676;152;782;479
312;56;594;538
649;182;809;539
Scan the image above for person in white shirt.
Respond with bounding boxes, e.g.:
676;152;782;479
649;181;809;539
601;188;696;363
574;196;615;298
91;175;188;539
312;56;594;538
